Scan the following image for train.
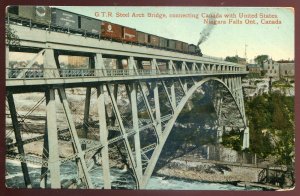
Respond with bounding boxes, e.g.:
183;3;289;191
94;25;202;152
7;6;203;56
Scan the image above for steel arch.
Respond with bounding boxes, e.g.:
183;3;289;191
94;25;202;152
140;77;247;188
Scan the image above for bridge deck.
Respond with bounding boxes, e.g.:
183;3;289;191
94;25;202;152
6;68;248;88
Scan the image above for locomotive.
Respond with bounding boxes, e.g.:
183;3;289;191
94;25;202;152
7;6;203;56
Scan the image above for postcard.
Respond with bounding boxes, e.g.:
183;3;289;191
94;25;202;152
4;5;295;191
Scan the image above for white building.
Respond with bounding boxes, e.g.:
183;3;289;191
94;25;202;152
263;59;294;78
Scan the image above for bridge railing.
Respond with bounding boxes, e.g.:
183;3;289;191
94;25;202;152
6;68;247;79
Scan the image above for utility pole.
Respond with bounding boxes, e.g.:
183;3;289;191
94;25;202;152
244;44;248;63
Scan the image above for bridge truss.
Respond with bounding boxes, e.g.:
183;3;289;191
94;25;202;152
5;24;249;189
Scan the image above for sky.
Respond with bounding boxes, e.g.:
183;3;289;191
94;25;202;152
10;6;294;63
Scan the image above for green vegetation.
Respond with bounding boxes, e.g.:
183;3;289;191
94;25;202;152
225;55;245;64
221;129;242;151
225;56;239;63
162;93;218;151
245;92;295;165
162;88;294;169
254;55;269;67
272;78;293;88
261;70;267;77
254;80;264;85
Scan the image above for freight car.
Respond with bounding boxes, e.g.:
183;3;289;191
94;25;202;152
8;6;51;26
7;6;203;57
101;22;137;42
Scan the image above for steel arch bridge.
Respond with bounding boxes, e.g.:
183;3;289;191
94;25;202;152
5;24;249;189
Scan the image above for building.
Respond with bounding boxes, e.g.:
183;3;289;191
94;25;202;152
263;59;280;78
263;59;294;78
246;64;261;74
68;56;89;68
278;62;294;78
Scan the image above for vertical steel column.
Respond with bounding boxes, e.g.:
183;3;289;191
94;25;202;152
6;45;9;78
181;62;186;73
168;61;176;108
45;88;61;188
40;126;48;188
114;84;119;99
151;59;157;75
235;77;242;112
237;77;243;115
95;53;106;76
168;60;173;74
202;63;208;72
182;62;188;92
44;49;57;68
223;77;228;88
82;87;91;150
228;77;232;92
7;92;32;188
211;64;217;72
97;85;111;189
192;63;196;72
44;48;59;77
153;82;162;138
130;83;143;188
129;56;138;75
231;76;236;99
58;88;94;188
171;80;176;108
238;77;245;119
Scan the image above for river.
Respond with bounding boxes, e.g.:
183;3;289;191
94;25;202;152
5;160;261;190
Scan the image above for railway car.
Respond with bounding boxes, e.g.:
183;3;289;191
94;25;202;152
149;34;160;47
137;31;149;45
182;42;189;53
79;16;101;35
175;41;183;52
159;37;168;48
123;27;137;42
8;6;51;25
167;39;176;51
101;21;123;41
7;6;204;57
51;8;79;30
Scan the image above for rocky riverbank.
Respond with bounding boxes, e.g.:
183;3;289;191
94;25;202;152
155;159;263;183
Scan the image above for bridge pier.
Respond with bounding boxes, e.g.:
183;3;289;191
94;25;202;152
45;88;61;188
242;127;250;149
97;85;111;189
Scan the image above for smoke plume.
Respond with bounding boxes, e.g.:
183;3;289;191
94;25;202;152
197;17;216;46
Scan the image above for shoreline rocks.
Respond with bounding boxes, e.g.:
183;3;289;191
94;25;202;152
155;159;263;183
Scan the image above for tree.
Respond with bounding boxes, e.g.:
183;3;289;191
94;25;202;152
225;56;238;63
254;55;269;68
245;92;295;164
